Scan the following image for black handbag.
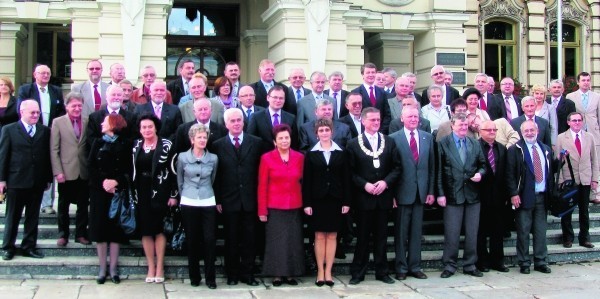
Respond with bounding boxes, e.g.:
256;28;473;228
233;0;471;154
170;222;186;251
109;191;123;220
163;206;179;236
119;187;137;235
550;153;579;217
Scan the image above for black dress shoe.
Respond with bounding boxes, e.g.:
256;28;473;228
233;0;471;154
491;265;510;273
563;241;573;248
283;277;298;285
348;276;363;285
227;278;238;285
240;277;259;286
96;276;106;284
464;269;484;277
408;271;428;279
272;279;282;287
477;266;490;272
520;267;530;274
580;241;595;248
375;275;395;284
325;280;334;287
190;280;200;287
2;250;14;261
315;280;324;287
440;270;454;278
534;265;551;274
111;275;120;284
206;281;217;289
395;273;407;280
22;249;44;259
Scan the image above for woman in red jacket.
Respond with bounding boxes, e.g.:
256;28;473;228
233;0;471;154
258;124;305;286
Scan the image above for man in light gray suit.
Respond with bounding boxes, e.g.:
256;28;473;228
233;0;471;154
298;99;352;152
389;106;435;281
71;59;109;118
296;71;335;128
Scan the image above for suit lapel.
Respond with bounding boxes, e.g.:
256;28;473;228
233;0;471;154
18;122;32;142
446;137;463;167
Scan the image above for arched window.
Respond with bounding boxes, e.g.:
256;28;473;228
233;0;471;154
484;20;517;82
549;22;580;79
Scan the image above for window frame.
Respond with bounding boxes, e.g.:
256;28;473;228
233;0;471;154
483;19;518;83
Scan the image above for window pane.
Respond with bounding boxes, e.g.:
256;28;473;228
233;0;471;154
168;8;201;36
501;45;514;78
36;31;53;70
484;21;513;40
56;32;72;78
167;47;236;78
549;23;576;43
484;44;499;80
564;48;577;78
550;47;558;79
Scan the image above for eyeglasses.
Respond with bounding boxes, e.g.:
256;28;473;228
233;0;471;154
290;76;305;80
432;72;444;77
142;74;156;78
569;119;583;123
239;94;255;98
88;67;102;71
350;102;362;107
480;128;498;132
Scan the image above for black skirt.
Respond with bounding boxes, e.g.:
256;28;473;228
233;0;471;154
262;208;305;277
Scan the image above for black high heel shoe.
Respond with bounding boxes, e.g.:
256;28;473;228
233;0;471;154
111;275;121;284
96;275;106;284
325;280;334;287
315;280;325;287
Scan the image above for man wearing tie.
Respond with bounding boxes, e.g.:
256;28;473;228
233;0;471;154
248;59;289;108
506;120;553;274
389;106;435;280
296;71;335;128
420;65;460;106
510;96;552;147
71;60;109;118
474;73;503;120
237;85;264;132
338;92;364;138
133;81;182;141
247;85;297;151
499;77;523;121
351;63;392;134
324;71;349;118
547;79;576;135
167;59;195;105
17;64;65;127
284;68;311;115
0;100;52;260
555;112;599;248
567;72;600;204
224;62;243;99
382;67;397;95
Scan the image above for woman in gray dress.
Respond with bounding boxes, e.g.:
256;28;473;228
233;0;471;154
531;84;558;147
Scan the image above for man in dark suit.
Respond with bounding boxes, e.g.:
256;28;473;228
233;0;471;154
237;85;264;132
436;113;487;278
224;62;243;98
107;63;126;86
476;120;509;273
401;72;423;106
248;59;289;108
510;96;552;147
474;73;504;120
167;59;195;105
351;63;392;134
212;108;263;286
324;71;349;118
247;85;297;152
346;107;401;285
389;97;431;134
338;92;364;138
382;67;397;95
506;119;553;274
298;99;352;152
283;68;311;115
17;64;65;127
296;71;335;128
0;100;52;260
548;79;576;135
174;98;227;153
118;79;137;112
420;65;460;106
133;81;182;141
389;106;435;281
499;77;523;121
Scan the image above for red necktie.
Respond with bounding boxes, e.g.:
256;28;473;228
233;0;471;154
575;133;581;156
369;86;376;106
93;84;101;111
234;137;240;149
479;95;487;111
409;131;418;162
532;144;543;183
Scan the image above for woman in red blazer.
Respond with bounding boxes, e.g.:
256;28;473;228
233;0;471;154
258;124;305;286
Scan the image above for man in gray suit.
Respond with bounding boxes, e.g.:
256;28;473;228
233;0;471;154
298;99;351;152
436;113;487;278
71;59;109;118
296;71;335;128
389;106;435;280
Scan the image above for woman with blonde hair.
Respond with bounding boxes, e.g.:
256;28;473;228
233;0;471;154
530;84;558;146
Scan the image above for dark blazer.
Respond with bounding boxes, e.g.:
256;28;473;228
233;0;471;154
510;115;552;147
436;134;486;205
420;85;460;106
133;102;183;141
345;133;401;210
388;117;431;135
302;149;351;208
174;120;227;154
284;86;311;115
324;89;349;118
85;108;138;153
414;93;424;107
132;138;179;209
166;77;186;105
351;85;392;134
298;120;352;152
17;83;65;126
389;129;435;204
246;108;298;152
88;136;132;191
338;114;364;138
240;105;264;132
505;140;553;209
484;93;505;121
0;121;52;188
213;133;263;212
0;95;19;130
499;95;524;119
479;139;508;206
248;80;288;108
547;96;576;135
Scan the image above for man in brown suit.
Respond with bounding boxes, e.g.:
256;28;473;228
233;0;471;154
50;92;91;246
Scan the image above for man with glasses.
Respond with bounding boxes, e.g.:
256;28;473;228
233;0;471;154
499;77;522;121
237;85;264;132
339;92;365;138
284;68;311;115
71;60;109;118
132;65;173;105
420;65;460;106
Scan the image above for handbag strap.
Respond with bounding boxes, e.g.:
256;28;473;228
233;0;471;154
556;153;576;186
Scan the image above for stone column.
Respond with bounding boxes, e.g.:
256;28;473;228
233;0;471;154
526;0;547;86
242;30;269;82
0;23;27;84
365;33;414;75
590;0;600;89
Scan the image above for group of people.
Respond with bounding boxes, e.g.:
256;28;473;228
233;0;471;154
0;58;598;289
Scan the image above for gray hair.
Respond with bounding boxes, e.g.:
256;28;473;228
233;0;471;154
315;99;333;110
401;72;416;78
382;67;398;79
224;108;243;123
64;92;84;105
188;123;210;140
521;96;536;107
427;85;444;97
550;79;564;88
444;70;453;79
328;71;344;80
310;71;327;82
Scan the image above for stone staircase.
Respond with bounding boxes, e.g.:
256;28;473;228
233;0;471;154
1;204;599;279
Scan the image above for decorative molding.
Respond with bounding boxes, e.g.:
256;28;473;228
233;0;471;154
376;0;415;6
546;0;588;26
479;0;526;24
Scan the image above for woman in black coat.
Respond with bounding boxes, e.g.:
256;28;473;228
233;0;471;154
0;77;19;136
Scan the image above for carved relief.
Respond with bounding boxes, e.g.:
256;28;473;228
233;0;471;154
546;0;588;27
479;0;526;24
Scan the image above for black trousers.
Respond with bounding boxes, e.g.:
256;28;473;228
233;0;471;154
2;187;44;251
57;178;90;239
477;196;506;268
350;209;390;278
181;205;216;283
561;184;591;244
223;210;256;279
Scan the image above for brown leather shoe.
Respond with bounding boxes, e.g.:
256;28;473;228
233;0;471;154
580;241;595;248
56;238;67;246
75;237;91;245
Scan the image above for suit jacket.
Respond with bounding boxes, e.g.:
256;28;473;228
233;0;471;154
176;148;218;201
389;129;435;204
178;96;225;126
484;93;505;121
0;121;52;188
85;108;138;154
248;80;289;108
50;115;89;181
499;94;524;120
436;134;486;205
133;102;183;141
17;83;65;126
388;117;431;134
298;120;352;152
174;120;227;153
479;139;508;206
547;95;576;135
387;96;404;121
510;115;552;147
212;133;264;212
295;94;336;128
345;133;401;210
566;90;600;145
167;77;186;106
71;81;109;118
284;86;311;115
246;108;298;151
324;89;349;118
420;85;460;106
555;130;599;185
132;138;179;209
351;85;392;134
302;149;351;207
257;149;304;216
0;95;19;130
505;140;553;209
240;105;265;132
